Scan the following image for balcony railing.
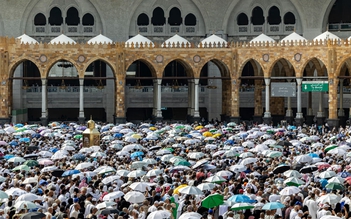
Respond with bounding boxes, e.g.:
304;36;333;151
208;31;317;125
236;24;295;35
33;25;96;36
137;24;197;35
25;86;105;93
127;85;206;93
329;23;351;31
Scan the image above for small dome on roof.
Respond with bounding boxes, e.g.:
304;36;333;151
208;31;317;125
16;34;38;44
281;32;307;43
87;34;113;44
199;34;227;47
314;31;340;41
162;34;190;47
250;33;275;43
49;34;76;44
125;34;154;47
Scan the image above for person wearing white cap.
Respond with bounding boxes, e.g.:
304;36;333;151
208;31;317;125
316;204;330;219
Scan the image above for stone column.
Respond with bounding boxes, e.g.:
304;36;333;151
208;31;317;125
193;79;200;120
40;78;48;126
305;92;314;125
338;79;345;115
115;75;126;124
327;77;340;128
78;78;85;124
263;78;271;124
253;80;263;123
156;79;162;120
152;79;157;117
316;92;325;125
187;79;194;122
295;78;304;125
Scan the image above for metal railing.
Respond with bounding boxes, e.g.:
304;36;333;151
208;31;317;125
25;86;105;93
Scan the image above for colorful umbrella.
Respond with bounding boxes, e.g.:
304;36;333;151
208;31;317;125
201;194;224;208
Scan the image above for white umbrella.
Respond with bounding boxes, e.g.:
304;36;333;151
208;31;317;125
5;188;27;196
205;175;226;183
240;157;258;166
320;216;342;219
129;182;151;192
295;155;313;163
14;201;38;210
187;152;205;159
116;170;130;177
98;167;116;175
328;176;345;184
124;191;145;203
143;158;157;165
96;201;116;209
317;194;341;204
91;152;107;158
230;165;246;172
16;194;42;202
147;210;171;219
242;141;255;148
41;165;58;173
215;170;233;177
79;148;94;154
178;212;202;219
327;148;346;157
161;154;174;162
38;159;54;166
51;151;67;160
101;175;121;185
146;169;163;177
38;151;53;157
319;171;336;179
196;183;216;191
122;144;145;151
90;146;101;152
102;191;124;201
75;162;93;170
279;186;301;195
178;186;203;195
283;170;302;178
239;152;254;158
61;145;75;151
127;170;146;178
156;149;171;156
109;144;123;150
22;177;38;184
131;161;147;169
205;144;217;150
8;157;26;163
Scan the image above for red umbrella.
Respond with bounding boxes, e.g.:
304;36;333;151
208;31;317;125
318;164;331;170
345;176;351;184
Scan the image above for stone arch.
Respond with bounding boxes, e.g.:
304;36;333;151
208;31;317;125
125;58;157;78
167;7;182;26
284;12;296;24
184;13;196;26
65;6;80;25
45;58;80;78
151;7;166;26
198;59;230;78
301;57;326;77
9;57;42;78
34;13;47;26
268;58;296;78
162;58;194;78
237;13;249;26
335;56;351;77
327;0;351;24
322;0;337;31
82;13;94;26
268;6;281;25
251;6;265;25
137;13;149;26
238;58;264;77
83;57;117;78
48;6;63;25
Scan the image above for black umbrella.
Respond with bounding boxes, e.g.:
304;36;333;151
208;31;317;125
27;146;39;151
299;165;318;173
276;140;292;147
51;169;65;177
149;146;161;151
273;165;290;174
24;154;38;159
21;212;46;219
100;209;120;215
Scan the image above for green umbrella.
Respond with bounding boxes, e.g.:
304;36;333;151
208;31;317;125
0;191;8;199
284;177;305;187
209;129;218;133
23;160;39;167
16;128;27;132
230;203;254;211
325;182;345;191
325;145;338;152
165;148;174;153
74;134;83;139
267;130;275;134
174;160;191;167
267;151;283;158
175;125;185;129
201;194;224;209
269;144;284;149
13;165;30;172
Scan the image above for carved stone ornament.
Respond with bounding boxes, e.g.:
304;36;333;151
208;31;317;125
78;55;86;63
294;53;302;62
193;55;201;63
262;54;269;62
39;55;47;63
156;55;163;63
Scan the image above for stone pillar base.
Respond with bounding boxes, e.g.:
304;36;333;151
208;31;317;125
193;116;201;123
294;117;304;126
262;117;272;125
327;119;340;129
252;116;262;124
338;116;346;127
220;114;227;123
152;116;163;123
305;115;314;126
115;117;126;124
187;115;193;123
0;117;10;125
229;117;241;123
284;116;294;126
316;117;325;126
78;117;85;124
40;117;48;126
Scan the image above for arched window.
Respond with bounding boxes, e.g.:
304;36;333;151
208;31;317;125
151;7;165;26
49;7;63;25
268;6;281;25
328;0;351;23
251;7;264;25
34;13;46;26
137;13;149;26
168;7;182;26
66;7;80;25
284;12;296;24
185;13;196;26
237;13;249;25
82;13;94;26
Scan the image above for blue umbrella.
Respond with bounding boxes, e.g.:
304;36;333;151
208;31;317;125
4;154;15;160
287;126;296;130
262;202;285;210
319;178;328;188
228;195;255;203
185;134;193;138
101;127;109;132
131;151;144;158
224;140;235;145
15;124;24;128
31;133;41;138
49;148;59;153
19;138;30;143
72;154;86;161
62;169;80;177
308;153;319;158
60;124;69;129
338;171;351;178
113;133;123;138
9;141;18;146
77;126;87;131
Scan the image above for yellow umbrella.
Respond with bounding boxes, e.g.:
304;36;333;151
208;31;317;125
131;134;142;139
195;126;204;130
203;131;213;137
212;133;222;138
173;184;188;195
149;127;157;131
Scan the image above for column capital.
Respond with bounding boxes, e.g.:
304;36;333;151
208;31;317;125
79;78;84;86
296;78;302;85
157;78;162;85
41;78;47;85
194;78;200;84
264;78;270;85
